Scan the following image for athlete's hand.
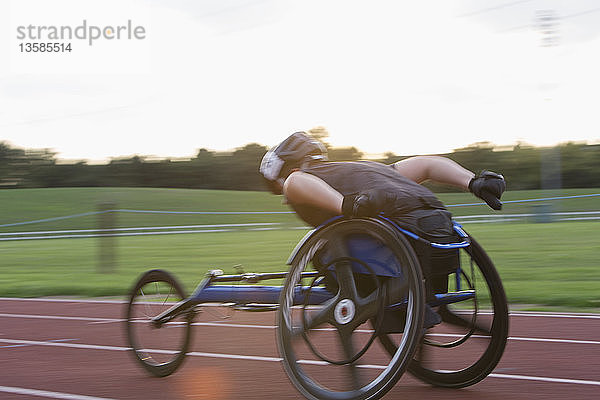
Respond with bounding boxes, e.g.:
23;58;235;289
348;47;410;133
342;189;393;217
469;171;506;210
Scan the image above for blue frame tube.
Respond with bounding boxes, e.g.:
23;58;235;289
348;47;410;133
190;285;333;306
430;290;475;307
190;285;475;308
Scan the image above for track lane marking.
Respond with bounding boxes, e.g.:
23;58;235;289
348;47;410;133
0;297;127;304
0;338;129;352
487;373;600;386
0;338;76;349
2;298;600;320
0;313;121;323
1;338;599;387
509;312;600;319
0;385;117;400
2;313;600;345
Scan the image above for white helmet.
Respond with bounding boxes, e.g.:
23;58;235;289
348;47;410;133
260;132;327;192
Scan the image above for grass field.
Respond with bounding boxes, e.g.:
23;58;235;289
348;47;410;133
1;187;599;311
1;187;599;231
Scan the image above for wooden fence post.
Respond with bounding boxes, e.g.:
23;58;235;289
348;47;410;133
97;202;117;273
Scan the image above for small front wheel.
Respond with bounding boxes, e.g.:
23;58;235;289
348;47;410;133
125;269;193;377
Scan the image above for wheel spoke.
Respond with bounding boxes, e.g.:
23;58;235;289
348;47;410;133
338;329;363;389
139;287;153;319
334;262;358;300
296;297;337;337
162;285;174;306
353;286;384;329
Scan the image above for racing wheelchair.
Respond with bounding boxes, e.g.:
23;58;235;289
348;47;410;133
125;216;509;400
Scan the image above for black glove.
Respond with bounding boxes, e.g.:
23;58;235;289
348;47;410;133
342;189;392;217
469;171;506;210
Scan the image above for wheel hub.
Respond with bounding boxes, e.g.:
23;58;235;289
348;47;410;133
334;299;356;325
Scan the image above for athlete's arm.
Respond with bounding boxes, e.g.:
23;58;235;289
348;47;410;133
392;156;474;190
394;156;506;209
283;171;396;217
283;171;343;214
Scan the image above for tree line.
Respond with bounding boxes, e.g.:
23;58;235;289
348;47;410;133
0;140;598;191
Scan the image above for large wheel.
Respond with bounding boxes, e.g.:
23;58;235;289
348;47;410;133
125;269;193;377
379;235;509;388
277;218;425;400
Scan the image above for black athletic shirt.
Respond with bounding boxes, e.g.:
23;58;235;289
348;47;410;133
291;160;446;227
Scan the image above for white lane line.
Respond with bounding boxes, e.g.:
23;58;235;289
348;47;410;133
0;385;117;400
187;351;282;362
488;373;600;386
3;313;600;345
422;330;600;344
0;338;129;352
473;310;600;320
507;336;600;346
509;312;600;319
0;297;127;304
193;321;274;329
0;313;121;323
3;298;600;320
0;313;275;329
426;332;600;346
88;319;125;325
0;338;76;349
1;338;599;387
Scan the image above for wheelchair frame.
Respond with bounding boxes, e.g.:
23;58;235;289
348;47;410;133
126;215;508;399
151;217;473;325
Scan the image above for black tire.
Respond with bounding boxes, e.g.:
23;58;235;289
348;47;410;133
379;235;509;388
125;269;193;377
277;218;425;400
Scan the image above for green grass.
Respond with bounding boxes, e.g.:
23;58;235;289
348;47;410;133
1;221;599;310
1;187;599;311
463;222;600;309
0;229;307;297
0;187;302;232
1;187;599;232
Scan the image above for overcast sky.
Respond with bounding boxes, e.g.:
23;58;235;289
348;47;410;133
1;0;599;162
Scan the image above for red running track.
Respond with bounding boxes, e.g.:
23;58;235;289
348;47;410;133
1;297;599;400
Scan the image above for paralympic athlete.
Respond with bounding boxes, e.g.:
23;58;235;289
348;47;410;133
260;131;505;225
259;131;506;328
